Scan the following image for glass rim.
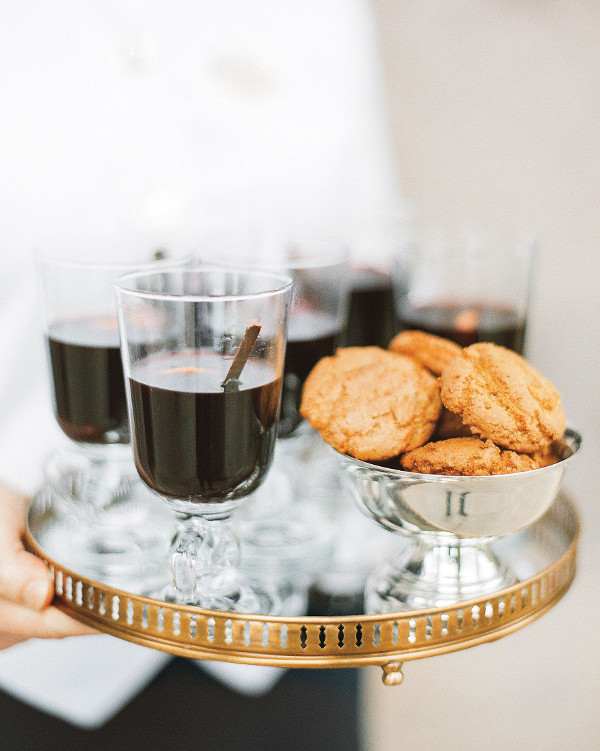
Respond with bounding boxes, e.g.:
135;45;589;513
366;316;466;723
397;228;538;260
114;265;294;303
34;245;192;274
195;235;350;271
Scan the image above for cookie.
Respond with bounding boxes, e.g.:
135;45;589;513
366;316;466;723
298;347;391;431
400;437;538;476
531;445;560;468
433;406;476;440
300;346;442;461
388;330;462;376
440;343;566;453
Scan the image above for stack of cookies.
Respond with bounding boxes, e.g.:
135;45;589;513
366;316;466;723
299;330;566;476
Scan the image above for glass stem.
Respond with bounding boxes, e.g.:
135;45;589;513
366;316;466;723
171;516;240;605
77;443;136;513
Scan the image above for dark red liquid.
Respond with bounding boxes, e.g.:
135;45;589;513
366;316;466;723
342;268;396;349
47;318;129;444
129;351;281;501
279;311;338;437
397;303;526;353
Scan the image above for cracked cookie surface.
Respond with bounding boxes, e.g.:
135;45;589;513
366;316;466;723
400;436;539;475
433;406;476;440
300;346;442;461
440;343;566;452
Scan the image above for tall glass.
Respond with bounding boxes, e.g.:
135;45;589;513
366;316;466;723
340;217;407;349
196;234;349;610
116;266;292;612
197;233;349;438
393;227;536;354
37;242;187;585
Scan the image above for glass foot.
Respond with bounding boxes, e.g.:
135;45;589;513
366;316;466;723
235;514;334;616
163;517;283;614
57;520;170;588
161;573;282;615
365;539;516;613
36;448;175;593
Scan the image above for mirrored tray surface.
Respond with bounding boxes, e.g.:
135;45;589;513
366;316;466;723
25;490;579;685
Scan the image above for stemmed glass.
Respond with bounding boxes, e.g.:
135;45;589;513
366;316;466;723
196;234;349;610
198;233;349;438
36;243;186;587
115;266;292;612
275;240;349;439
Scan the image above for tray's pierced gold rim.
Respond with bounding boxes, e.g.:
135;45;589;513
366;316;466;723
24;495;579;677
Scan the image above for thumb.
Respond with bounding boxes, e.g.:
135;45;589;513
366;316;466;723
0;484;54;610
0;548;54;611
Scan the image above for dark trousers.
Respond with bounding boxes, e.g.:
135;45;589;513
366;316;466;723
0;658;360;751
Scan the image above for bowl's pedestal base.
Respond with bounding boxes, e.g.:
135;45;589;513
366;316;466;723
365;539;515;612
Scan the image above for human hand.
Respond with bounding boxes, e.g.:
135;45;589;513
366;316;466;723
0;482;96;649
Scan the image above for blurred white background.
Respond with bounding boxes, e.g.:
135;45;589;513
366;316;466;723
0;0;400;254
361;3;600;749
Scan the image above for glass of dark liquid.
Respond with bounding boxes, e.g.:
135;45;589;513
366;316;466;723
393;227;536;354
37;243;186;585
116;266;292;611
280;241;349;437
197;234;349;438
194;235;348;612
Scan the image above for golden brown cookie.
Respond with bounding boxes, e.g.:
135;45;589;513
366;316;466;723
530;445;560;468
440;343;566;453
300;347;442;461
298;347;391;431
400;437;538;476
433;407;476;440
388;330;462;376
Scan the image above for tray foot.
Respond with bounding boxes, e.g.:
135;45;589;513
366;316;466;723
382;661;404;686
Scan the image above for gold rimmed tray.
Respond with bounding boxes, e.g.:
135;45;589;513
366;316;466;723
25;491;579;685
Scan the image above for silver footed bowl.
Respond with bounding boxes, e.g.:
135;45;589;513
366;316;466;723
336;428;581;540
